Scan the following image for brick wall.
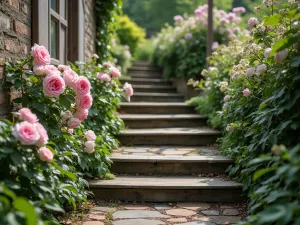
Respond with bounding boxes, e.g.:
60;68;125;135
84;0;96;60
0;0;31;119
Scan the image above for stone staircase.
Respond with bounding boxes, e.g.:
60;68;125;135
89;61;243;203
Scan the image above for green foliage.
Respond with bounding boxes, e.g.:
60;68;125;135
95;0;122;61
111;40;133;74
135;39;155;61
116;15;146;56
190;1;300;224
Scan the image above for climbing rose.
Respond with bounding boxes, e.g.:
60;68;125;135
38;147;53;162
84;141;95;153
184;33;193;40
68;118;81;129
123;82;134;102
232;7;246;13
174;15;183;23
220;18;229;24
242;88;251;97
75;76;91;96
35;122;49;147
68;129;73;134
109;67;121;78
58;65;70;72
30;44;50;66
12;121;40;145
44;65;61;76
76;94;93;110
18;108;38;123
264;48;272;59
274;49;288;63
97;73;111;82
248;17;258;29
61;111;72;124
103;62;111;67
224;95;230;102
246;67;255;77
256;64;267;75
85;130;96;141
33;65;45;75
43;74;66;97
62;69;78;88
74;109;89;121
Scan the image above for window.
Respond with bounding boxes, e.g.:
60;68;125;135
33;0;85;64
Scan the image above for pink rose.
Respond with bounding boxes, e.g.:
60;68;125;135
224;95;230;102
43;74;66;97
12;121;40;145
264;48;272;59
61;111;72;124
35;122;49;147
74;109;89;121
184;33;193;40
274;49;288;63
109;67;121;78
38;147;53;162
18;108;38;123
67;118;81;129
33;65;45;75
30;44;50;66
123;82;133;102
58;65;70;72
75;76;91;96
76;94;93;110
256;64;267;75
103;62;112;67
84;141;95;153
44;65;60;76
212;42;219;50
62;69;78;88
222;103;228;110
68;129;73;134
97;73;111;83
174;15;184;23
242;88;251;97
232;7;246;13
85;130;96;141
248;17;258;29
220;18;229;24
92;54;99;59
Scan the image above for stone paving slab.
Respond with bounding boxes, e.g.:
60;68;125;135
113;210;170;219
120;127;221;135
113;219;165;225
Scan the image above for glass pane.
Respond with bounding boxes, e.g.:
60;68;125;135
51;0;58;12
60;0;66;19
60;26;66;64
50;19;58;59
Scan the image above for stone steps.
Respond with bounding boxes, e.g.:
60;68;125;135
119;103;196;114
89;176;243;202
129;66;161;72
132;85;177;93
111;154;233;175
117;127;221;146
119;114;207;128
131;92;184;102
129;72;162;79
120;78;171;86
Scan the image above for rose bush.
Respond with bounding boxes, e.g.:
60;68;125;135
152;4;248;80
1;43;131;223
189;1;300;224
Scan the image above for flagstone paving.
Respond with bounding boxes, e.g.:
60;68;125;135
82;202;247;225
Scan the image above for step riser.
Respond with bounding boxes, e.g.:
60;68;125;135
133;88;177;93
131;96;184;102
121;80;171;86
117;135;219;146
123;119;207;128
119;106;195;114
130;74;162;79
91;188;244;202
111;162;231;175
129;67;161;72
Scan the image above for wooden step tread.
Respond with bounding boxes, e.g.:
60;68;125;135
119;114;206;120
89;176;242;189
120;127;220;136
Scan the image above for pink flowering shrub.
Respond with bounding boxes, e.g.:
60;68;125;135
152;4;247;79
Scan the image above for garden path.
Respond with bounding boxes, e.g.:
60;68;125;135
86;62;245;224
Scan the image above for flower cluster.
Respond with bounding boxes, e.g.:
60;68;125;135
13;108;53;162
84;130;97;153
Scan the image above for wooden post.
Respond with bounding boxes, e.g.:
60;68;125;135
206;0;213;68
